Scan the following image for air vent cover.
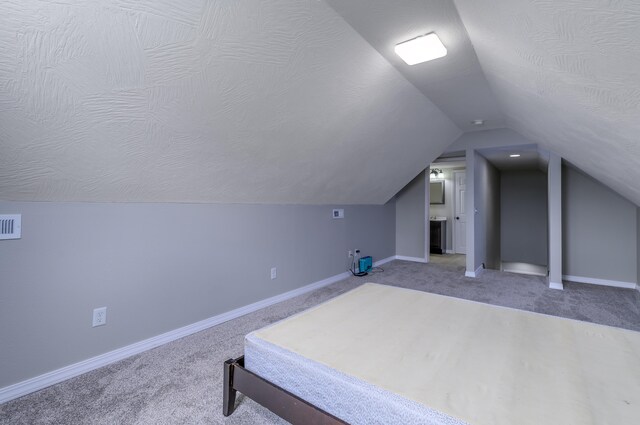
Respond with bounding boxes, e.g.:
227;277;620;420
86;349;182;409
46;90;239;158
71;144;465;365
0;215;21;240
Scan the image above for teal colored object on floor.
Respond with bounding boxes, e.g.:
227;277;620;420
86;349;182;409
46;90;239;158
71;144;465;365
359;256;372;273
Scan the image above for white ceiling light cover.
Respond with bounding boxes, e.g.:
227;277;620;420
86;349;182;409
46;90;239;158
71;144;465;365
395;33;447;65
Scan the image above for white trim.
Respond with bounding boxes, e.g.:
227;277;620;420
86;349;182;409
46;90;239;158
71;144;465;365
549;281;564;290
465;264;483;278
562;275;637;290
453;169;466;255
445;249;455;254
424;170;431;265
0;266;363;404
374;256;396;267
0;257;402;404
395;255;427;263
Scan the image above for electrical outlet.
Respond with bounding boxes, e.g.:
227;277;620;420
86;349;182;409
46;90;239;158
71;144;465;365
270;267;277;280
92;307;107;327
348;250;353;257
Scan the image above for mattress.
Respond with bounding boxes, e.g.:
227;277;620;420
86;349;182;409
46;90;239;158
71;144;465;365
245;283;640;425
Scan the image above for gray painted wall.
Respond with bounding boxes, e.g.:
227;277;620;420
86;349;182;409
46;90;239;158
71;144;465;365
638;207;640;288
0;201;395;388
500;170;548;266
395;171;426;259
473;153;500;270
562;165;637;283
484;163;501;269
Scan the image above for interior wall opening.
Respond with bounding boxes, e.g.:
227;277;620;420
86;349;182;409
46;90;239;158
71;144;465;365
428;156;466;268
477;145;550;277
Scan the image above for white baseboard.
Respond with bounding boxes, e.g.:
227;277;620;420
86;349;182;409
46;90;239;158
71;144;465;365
0;267;358;404
374;256;396;267
465;264;483;278
0;255;402;404
549;281;564;290
395;255;427;263
562;274;637;290
445;249;455;254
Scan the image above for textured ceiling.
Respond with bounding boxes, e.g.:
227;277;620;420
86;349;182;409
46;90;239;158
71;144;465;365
326;0;504;132
477;145;549;172
3;0;638;206
0;0;461;204
454;0;640;205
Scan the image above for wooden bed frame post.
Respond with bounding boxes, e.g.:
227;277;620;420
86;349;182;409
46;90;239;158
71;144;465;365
222;356;348;424
223;358;237;416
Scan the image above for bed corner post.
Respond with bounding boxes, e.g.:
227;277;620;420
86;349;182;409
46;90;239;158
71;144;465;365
223;358;238;416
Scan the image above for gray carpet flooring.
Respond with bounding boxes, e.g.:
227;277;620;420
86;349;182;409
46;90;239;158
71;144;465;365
2;260;639;424
429;253;466;267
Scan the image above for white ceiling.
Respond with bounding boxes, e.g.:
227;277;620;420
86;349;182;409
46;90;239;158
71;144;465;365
0;0;460;204
1;0;639;206
325;0;505;132
477;145;548;172
454;0;640;205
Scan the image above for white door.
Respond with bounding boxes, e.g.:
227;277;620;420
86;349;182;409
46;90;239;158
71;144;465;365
454;171;466;254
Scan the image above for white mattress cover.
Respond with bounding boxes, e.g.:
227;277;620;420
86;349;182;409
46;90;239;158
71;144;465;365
245;283;640;425
245;333;464;425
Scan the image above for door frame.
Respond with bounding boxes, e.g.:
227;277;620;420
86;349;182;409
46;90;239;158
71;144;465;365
424;169;431;263
453;170;466;254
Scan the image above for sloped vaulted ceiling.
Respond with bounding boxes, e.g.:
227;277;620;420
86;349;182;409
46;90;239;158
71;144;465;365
454;0;640;205
325;0;505;132
4;0;638;206
0;0;461;204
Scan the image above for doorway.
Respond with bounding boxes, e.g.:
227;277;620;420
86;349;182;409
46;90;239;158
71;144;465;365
428;159;467;267
475;145;550;275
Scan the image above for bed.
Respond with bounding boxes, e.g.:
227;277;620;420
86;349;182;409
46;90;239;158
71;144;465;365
224;283;640;424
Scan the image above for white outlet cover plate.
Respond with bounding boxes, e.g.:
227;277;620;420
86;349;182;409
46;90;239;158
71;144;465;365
270;267;277;280
93;307;107;327
332;209;344;219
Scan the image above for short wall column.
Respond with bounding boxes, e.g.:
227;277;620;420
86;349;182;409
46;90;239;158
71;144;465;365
548;153;563;290
465;148;476;277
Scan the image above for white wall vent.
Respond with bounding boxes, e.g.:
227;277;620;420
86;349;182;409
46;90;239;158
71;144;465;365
0;214;21;240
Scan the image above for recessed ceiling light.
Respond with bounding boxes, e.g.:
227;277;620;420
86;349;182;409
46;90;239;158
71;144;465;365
509;154;521;158
394;33;447;65
471;119;485;126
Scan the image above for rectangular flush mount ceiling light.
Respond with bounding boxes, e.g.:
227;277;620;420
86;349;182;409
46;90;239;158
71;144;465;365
395;33;447;65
